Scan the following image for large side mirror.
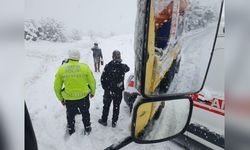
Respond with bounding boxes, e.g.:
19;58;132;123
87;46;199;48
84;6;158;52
134;0;224;97
131;96;192;143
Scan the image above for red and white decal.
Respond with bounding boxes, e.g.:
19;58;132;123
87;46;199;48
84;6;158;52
191;94;225;116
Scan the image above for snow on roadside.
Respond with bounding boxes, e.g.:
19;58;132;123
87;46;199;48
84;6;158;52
25;34;183;150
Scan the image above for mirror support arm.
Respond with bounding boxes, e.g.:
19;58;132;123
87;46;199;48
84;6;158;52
104;136;133;150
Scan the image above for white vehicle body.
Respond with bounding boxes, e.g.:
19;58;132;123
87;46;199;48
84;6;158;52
183;21;224;149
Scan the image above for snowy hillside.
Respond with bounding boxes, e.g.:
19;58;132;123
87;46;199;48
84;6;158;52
25;34;184;150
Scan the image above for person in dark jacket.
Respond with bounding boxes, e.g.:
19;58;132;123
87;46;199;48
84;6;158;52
91;43;103;72
98;50;130;128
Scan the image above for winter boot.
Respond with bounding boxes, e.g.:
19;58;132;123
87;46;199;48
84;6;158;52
98;119;107;126
66;128;75;136
84;126;92;135
112;122;117;128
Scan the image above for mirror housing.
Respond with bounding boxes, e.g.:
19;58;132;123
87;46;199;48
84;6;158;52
131;96;193;144
134;0;224;97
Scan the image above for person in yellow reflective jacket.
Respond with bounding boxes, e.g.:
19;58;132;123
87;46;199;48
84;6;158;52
54;49;96;135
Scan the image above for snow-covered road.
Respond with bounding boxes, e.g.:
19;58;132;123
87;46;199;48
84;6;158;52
25;34;184;150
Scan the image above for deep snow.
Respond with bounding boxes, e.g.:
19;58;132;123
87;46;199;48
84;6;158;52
25;34;184;150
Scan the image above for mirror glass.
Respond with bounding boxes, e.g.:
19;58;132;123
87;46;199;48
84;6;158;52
133;98;190;142
135;0;223;96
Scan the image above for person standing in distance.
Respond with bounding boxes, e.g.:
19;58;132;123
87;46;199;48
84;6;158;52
91;43;103;72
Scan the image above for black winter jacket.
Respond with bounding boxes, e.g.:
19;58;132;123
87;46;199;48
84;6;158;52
101;60;130;92
91;47;103;59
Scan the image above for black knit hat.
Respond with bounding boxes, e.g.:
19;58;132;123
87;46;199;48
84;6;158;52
112;50;121;61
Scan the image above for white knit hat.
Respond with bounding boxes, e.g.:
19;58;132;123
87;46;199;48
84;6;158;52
68;50;80;60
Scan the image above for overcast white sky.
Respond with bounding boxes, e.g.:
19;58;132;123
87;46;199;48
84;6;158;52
25;0;137;35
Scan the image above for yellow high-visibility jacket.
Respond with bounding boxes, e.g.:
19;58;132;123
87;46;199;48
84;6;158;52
54;60;96;101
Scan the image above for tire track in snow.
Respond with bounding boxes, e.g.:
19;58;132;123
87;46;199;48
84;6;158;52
25;51;61;87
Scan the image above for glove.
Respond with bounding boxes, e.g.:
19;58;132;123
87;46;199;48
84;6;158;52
61;101;66;106
90;94;94;98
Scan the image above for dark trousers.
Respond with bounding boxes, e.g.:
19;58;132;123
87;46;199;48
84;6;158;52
101;90;123;123
65;96;90;134
94;57;101;72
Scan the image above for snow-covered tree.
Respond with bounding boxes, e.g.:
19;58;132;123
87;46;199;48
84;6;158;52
70;29;82;41
24;18;69;42
39;18;67;42
24;19;39;41
185;0;217;32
